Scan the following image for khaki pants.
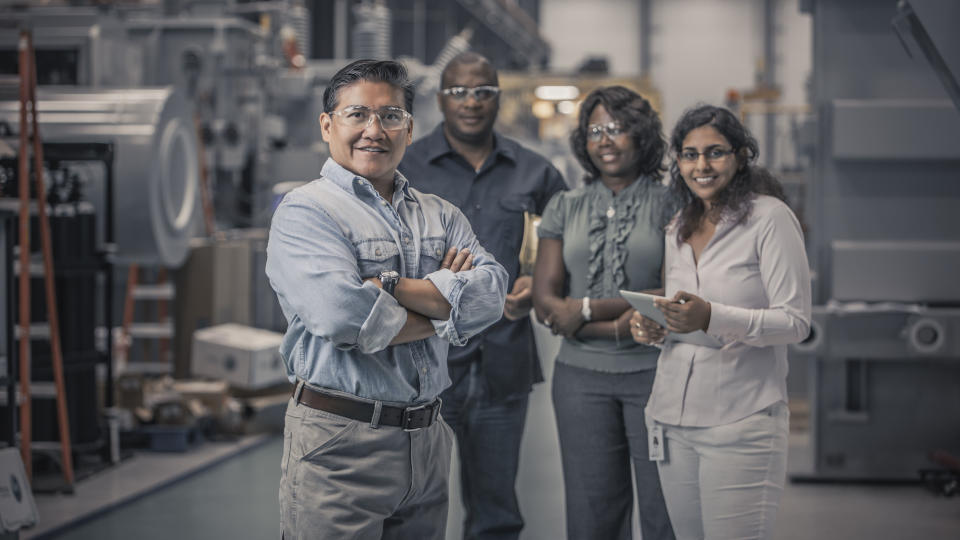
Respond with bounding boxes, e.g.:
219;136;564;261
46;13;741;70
280;397;454;539
652;402;790;540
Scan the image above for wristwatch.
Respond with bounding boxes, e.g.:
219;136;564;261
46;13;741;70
379;270;400;296
581;297;592;322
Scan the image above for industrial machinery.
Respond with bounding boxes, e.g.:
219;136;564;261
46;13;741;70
0;88;198;267
790;0;960;481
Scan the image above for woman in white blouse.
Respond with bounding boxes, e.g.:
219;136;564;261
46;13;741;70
631;104;811;540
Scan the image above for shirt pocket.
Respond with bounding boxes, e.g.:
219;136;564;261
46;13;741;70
498;194;535;252
354;238;400;278
419;236;447;275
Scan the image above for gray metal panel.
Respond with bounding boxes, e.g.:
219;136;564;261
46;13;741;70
832;240;960;302
811;360;960;480
832;99;960;160
0;213;6;377
909;0;960;106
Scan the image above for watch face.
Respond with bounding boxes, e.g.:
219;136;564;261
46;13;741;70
380;270;399;294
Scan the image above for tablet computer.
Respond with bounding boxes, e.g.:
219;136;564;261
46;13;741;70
619;290;723;348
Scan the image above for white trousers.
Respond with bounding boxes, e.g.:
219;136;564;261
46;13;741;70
650;402;789;540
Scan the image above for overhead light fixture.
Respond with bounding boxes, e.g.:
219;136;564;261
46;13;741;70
534;85;580;101
557;100;577;115
531;100;555;119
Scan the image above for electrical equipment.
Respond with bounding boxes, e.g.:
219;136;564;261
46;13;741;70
0;87;199;267
791;0;960;481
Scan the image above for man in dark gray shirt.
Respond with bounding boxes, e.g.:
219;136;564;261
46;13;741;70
399;52;566;540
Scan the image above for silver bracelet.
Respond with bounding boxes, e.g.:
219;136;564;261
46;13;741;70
581;296;592;322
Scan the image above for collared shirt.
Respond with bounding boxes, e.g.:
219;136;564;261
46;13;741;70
266;158;508;405
399;124;566;400
647;195;812;426
538;179;668;373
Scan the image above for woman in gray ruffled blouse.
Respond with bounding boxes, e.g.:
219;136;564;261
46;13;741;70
533;86;675;540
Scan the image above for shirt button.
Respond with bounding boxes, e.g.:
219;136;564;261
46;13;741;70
375;248;382;256
474;204;481;210
422;367;427;374
435;248;442;256
403;237;410;244
606;207;616;218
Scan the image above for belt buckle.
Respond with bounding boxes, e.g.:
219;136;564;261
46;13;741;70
402;401;435;432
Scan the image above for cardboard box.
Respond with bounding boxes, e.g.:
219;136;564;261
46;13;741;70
172;379;230;415
191;324;287;389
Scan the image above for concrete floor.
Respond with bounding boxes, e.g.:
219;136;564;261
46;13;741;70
31;383;960;540
25;322;960;539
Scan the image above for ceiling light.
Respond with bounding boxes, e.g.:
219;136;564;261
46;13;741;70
534;85;580;101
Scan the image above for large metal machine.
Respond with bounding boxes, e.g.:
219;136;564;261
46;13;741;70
790;0;960;481
0;87;198;266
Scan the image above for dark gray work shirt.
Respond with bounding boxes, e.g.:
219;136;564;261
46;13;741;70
400;123;567;401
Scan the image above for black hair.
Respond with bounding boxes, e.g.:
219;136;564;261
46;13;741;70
668;104;787;242
570;86;666;182
322;59;415;113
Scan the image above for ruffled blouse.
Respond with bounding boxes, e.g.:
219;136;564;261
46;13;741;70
538;177;669;372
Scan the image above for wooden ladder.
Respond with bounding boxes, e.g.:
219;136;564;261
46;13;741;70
14;29;74;488
117;264;175;376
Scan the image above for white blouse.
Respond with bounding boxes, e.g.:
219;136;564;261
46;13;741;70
647;195;812;427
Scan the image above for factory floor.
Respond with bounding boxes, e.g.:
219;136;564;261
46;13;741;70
27;372;959;540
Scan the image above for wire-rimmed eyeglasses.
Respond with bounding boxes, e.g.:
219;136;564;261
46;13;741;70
678;147;735;163
328;105;412;131
440;86;501;102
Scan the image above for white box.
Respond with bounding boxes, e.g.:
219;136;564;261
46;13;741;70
191;324;287;389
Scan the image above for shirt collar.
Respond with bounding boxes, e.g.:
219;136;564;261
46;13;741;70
320;157;415;203
424;123;517;165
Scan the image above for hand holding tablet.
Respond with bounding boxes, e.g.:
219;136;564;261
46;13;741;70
620;290;722;348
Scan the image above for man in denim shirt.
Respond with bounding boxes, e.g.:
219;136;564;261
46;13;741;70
266;59;507;540
400;52;566;540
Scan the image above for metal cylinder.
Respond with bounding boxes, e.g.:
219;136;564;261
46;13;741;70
0;87;200;267
907;317;947;356
352;2;391;60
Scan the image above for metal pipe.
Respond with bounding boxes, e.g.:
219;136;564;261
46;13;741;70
763;0;776;168
16;31;32;480
639;0;652;78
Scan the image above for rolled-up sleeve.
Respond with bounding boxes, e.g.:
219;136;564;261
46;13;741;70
707;204;812;347
266;193;407;353
425;206;508;346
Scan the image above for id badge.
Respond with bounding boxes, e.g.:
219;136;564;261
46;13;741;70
648;424;665;462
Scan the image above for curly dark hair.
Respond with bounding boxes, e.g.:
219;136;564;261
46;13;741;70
668;104;786;242
570;86;665;182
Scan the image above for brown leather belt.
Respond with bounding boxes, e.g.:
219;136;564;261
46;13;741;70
293;383;441;430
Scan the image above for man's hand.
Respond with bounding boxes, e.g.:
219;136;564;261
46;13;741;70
441;247;474;272
655;291;711;333
543;296;584;337
630;310;666;345
504;275;533;321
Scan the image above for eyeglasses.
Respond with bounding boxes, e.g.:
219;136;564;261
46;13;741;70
329;105;412;131
679;147;735;163
586;121;625;142
440;86;501;102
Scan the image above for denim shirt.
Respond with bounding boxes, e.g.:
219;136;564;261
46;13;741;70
266;158;508;405
400;124;566;400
